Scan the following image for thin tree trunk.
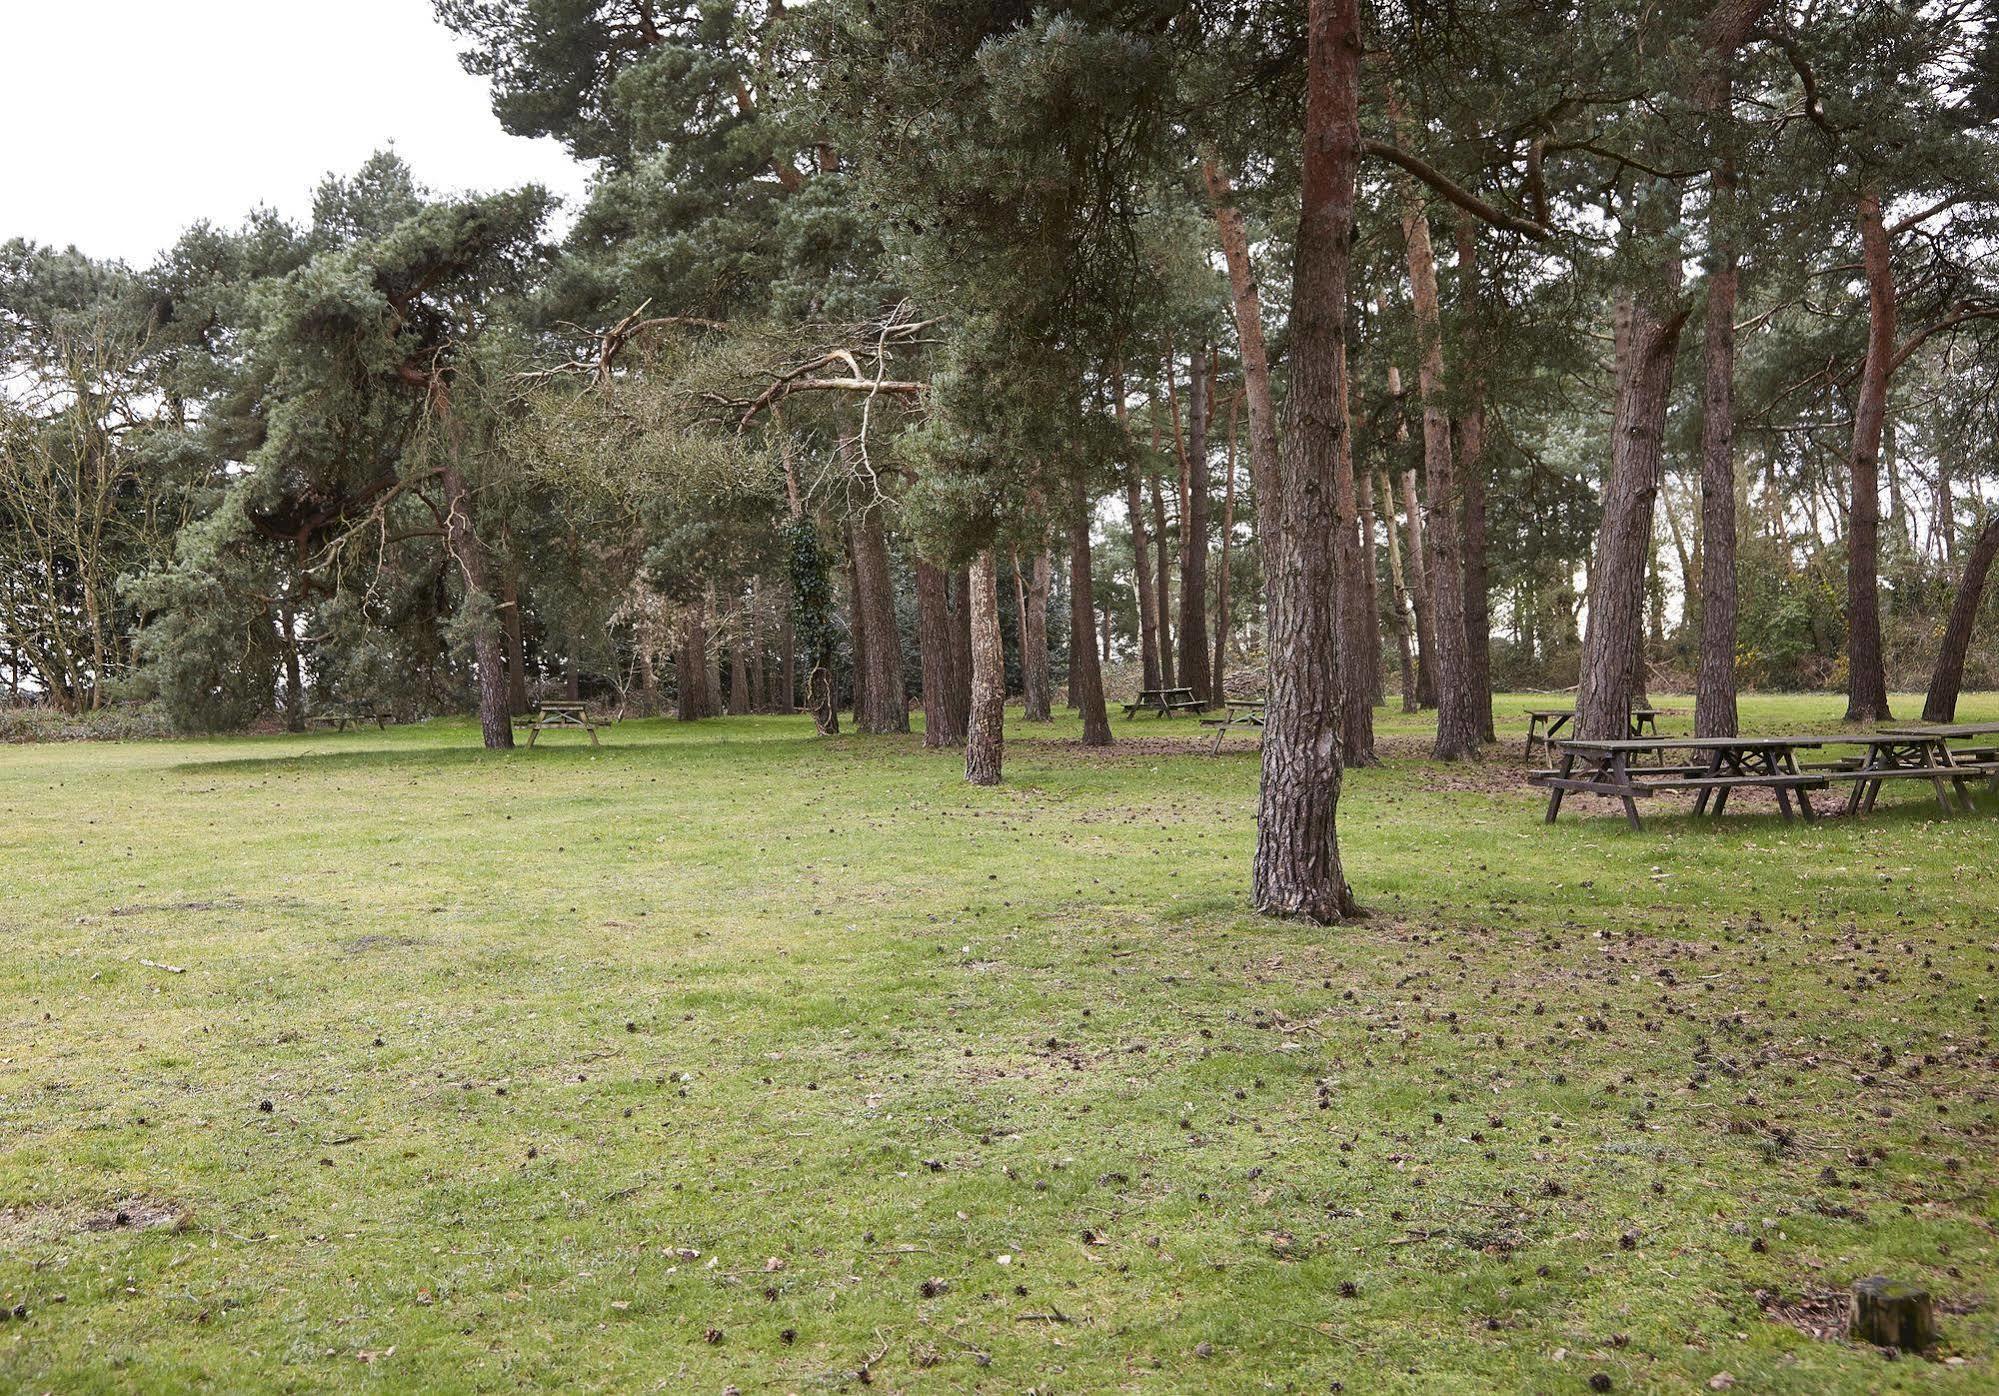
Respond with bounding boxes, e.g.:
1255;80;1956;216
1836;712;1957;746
1923;512;1999;723
780;610;796;712
916;558;961;746
678;596;710;721
499;564;531;716
1178;345;1213;702
1380;470;1419;712
279;597;305;732
1453;216;1494;743
1333;339;1377;765
1212;393;1239;700
1127;463;1162;690
1846;187;1895;722
964;551;1005;784
1399;453;1437;708
1391;135;1479;759
1254;0;1359;924
1150;466;1175;688
728;595;749;714
703;579;724;716
1069;465;1113;746
1358;467;1386;706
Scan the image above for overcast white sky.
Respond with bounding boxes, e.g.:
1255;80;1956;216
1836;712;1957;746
1;0;593;266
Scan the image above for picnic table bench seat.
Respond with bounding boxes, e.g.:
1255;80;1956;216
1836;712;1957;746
307;708;391;732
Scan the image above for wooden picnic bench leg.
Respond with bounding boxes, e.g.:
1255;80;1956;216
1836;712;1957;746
587;724;600;747
1613;751;1642;831
1524;717;1541;765
527;722;539;749
1693;750;1723;816
1544;752;1576;824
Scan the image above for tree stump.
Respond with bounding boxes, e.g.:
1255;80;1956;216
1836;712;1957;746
1848;1277;1937;1352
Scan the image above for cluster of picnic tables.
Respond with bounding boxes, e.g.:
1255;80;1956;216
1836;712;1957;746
1529;710;1999;829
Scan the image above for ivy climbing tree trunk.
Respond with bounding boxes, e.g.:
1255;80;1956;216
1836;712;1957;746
964;550;1005;785
1253;0;1360;924
1922;512;1999;723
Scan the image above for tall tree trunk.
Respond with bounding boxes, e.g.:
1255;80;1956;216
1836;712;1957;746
947;568;973;738
1068;465;1113;746
1333;340;1377;765
438;456;514;749
1392;143;1479;759
1453;217;1495;743
1380;470;1420;712
1695;138;1743;737
678;596;710;721
780;610;796;712
1922;512;1999;723
964;551;1005;785
728;593;749;714
1358;467;1386;705
850;506;909;732
1150;466;1175;688
1576;278;1688;740
279;596;305;732
1200;154;1283;588
1213;393;1239;700
915;558;962;746
1398;455;1437;708
1254;0;1359;924
567;648;582;703
1178;345;1214;701
499;564;531;716
703;579;724;716
1846;187;1895;722
1014;545;1053;721
1114;367;1163;691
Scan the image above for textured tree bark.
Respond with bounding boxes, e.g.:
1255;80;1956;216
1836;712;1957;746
1393;151;1479;760
1150;466;1175;689
1922;513;1999;723
566;649;582;702
1696;0;1774;739
498;564;531;716
1846;188;1896;722
702;579;724;715
728;596;750;714
850;506;909;733
1068;465;1113;746
1201;157;1282;537
1380;471;1420;712
780;610;796;712
279;597;305;732
947;567;973;737
1253;0;1359;924
1015;545;1053;721
1212;394;1238;701
1576;282;1688;740
1125;461;1162;690
1358;468;1386;706
677;595;710;721
964;551;1005;785
438;456;514;749
1333;340;1376;765
915;558;962;746
1452;216;1494;743
1399;456;1437;708
1178;346;1214;702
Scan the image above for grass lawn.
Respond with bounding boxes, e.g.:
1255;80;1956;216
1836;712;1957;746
2;691;1994;1393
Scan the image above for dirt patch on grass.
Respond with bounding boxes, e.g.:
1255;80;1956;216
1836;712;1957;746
1757;1285;1852;1342
342;933;425;955
82;1197;193;1234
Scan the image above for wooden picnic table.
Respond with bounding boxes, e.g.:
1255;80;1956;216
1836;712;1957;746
1123;686;1205;719
526;699;600;747
1523;706;1659;763
1832;726;1999;816
1538;735;1826;830
1200;698;1265;755
307;707;391;732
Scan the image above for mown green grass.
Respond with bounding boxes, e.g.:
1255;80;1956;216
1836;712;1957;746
2;692;1994;1393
